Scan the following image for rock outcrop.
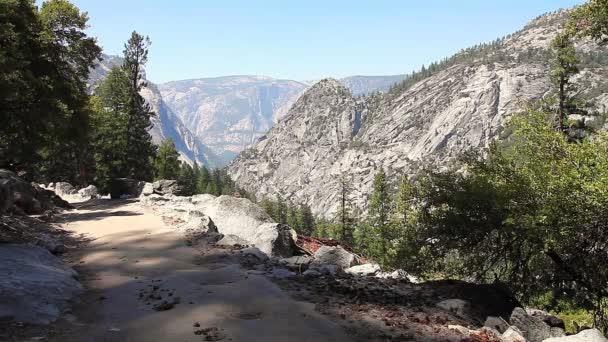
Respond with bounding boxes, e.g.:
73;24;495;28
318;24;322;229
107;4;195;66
0;244;82;324
140;193;297;257
228;11;608;217
0;170;70;215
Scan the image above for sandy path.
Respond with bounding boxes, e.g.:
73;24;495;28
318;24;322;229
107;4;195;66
54;199;351;342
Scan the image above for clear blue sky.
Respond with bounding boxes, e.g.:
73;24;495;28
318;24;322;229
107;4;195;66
54;0;584;83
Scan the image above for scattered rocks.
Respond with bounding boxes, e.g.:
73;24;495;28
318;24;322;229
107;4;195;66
543;328;608;342
526;308;565;329
510;307;565;342
193;327;226;341
0;244;82;324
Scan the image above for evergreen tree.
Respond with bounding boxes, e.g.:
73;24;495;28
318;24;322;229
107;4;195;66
197;166;211;194
0;0;100;181
298;203;315;236
122;31;156;181
394;175;414;225
177;162;197;196
356;169;394;265
286;202;299;229
260;197;276;221
550;33;580;132
210;169;222;196
153;139;181;180
91;67;132;191
275;196;288;224
568;0;608;46
336;174;354;244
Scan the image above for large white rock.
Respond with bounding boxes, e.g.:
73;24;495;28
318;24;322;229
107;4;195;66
77;185;99;199
0;244;82;324
542;329;608;342
311;246;357;269
345;263;380;276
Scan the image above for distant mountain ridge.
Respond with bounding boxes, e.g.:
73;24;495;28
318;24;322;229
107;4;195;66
227;10;608;218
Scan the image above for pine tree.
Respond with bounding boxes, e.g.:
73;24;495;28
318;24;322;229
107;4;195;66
395;175;414;225
298;203;315;236
122;31;156;181
197;166;211;194
210;169;222;196
336;174;354;244
178;162;197;196
286;202;299;229
260;197;276;220
356;169;393;264
550;33;580;132
0;0;100;181
153;139;181;180
275;196;288;224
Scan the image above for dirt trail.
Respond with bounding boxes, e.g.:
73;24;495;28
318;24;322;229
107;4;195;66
52;199;350;342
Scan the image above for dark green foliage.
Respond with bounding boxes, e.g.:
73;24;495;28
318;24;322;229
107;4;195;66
568;0;608;46
550;33;581;132
0;0;101;182
121;31;156;181
258;196;316;235
197;166;211;193
177;162;197;196
153;139;181;180
397;111;608;330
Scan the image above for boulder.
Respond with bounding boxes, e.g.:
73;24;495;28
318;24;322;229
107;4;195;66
503;326;526;342
345;263;381;276
54;182;77;196
280;255;313;270
542;329;608;342
191;195;297;257
36;234;68;255
304;263;344;277
311;246;357;269
109;178;144;199
0;170;69;214
484;316;509;333
0;244;82;324
510;307;565;342
141;182;154;196
152;180;181;195
526;308;565;329
77;185;99;199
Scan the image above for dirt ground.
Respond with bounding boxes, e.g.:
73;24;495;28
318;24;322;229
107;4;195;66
3;199;351;342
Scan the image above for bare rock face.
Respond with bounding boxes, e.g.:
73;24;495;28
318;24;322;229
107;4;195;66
0;244;82;324
228;12;608;218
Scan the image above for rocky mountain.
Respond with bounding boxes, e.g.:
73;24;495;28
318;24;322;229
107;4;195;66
89;55;220;167
339;75;407;96
158;76;308;165
228;10;608;218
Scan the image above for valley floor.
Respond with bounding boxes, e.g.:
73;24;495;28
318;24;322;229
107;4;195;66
10;199;350;342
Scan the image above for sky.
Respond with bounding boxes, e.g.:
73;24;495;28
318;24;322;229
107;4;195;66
52;0;585;83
